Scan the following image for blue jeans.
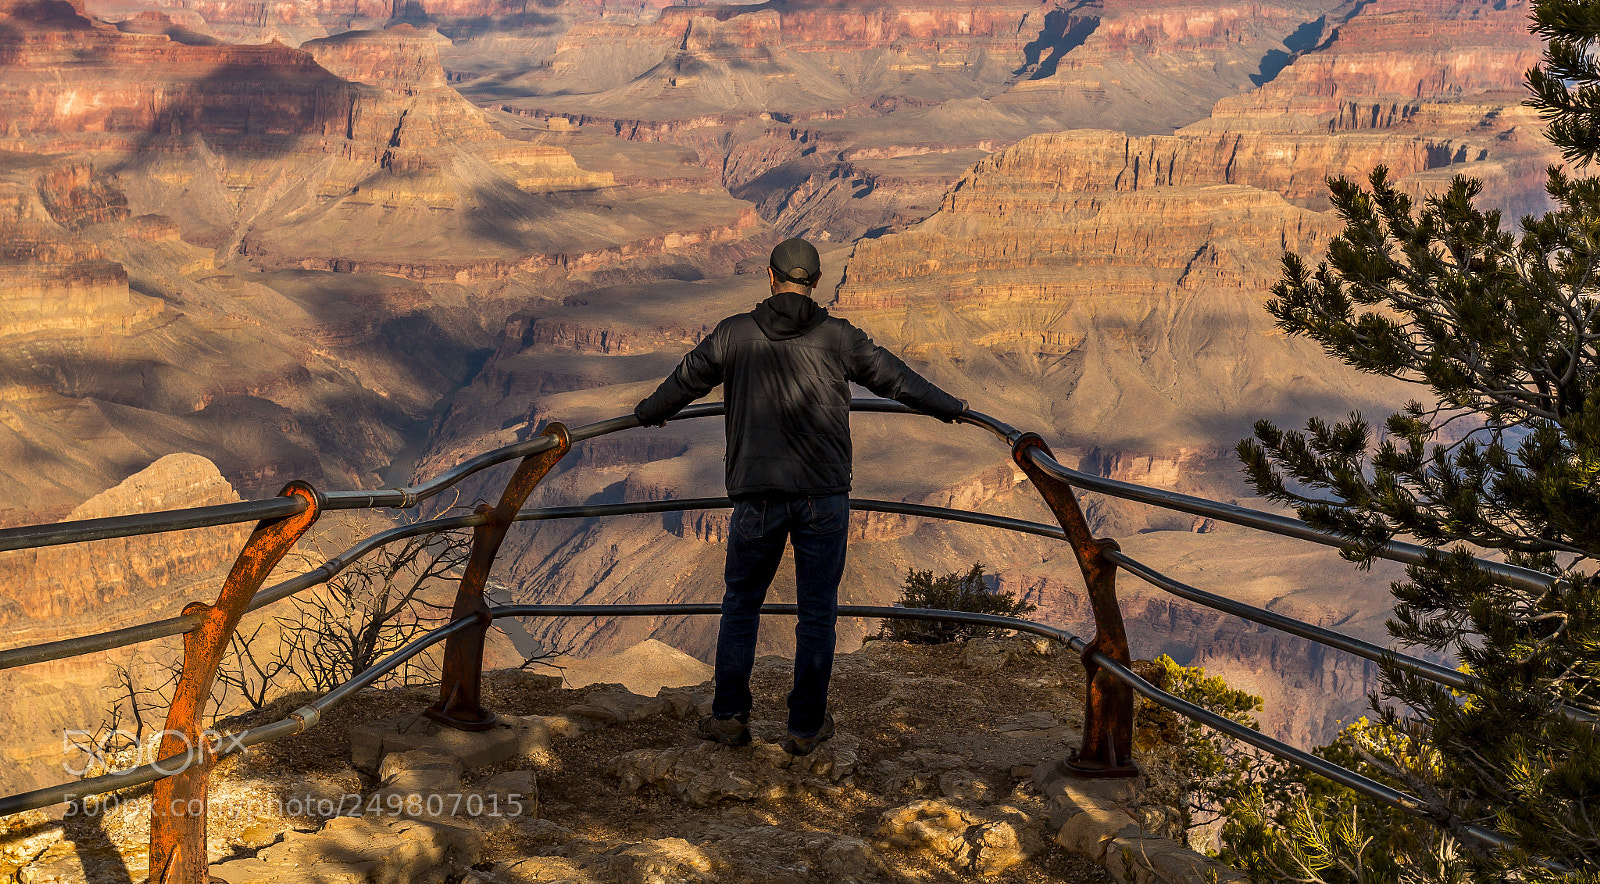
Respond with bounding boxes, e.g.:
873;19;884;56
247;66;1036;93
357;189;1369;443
712;492;849;737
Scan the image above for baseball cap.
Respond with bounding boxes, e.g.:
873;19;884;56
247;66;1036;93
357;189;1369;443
769;237;821;287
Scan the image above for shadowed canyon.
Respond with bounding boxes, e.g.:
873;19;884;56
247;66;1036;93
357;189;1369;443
0;0;1559;802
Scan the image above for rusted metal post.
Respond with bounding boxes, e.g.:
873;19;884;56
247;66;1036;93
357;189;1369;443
1012;433;1138;778
427;423;570;730
149;481;322;884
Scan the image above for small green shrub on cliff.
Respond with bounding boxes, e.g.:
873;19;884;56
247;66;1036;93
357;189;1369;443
1152;655;1285;841
878;563;1036;644
1215;717;1469;884
1157;658;1458;881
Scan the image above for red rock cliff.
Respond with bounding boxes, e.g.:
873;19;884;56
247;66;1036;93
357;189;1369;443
1207;0;1545;132
0;0;357;151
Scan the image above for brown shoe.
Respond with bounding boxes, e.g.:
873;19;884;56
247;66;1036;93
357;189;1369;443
783;713;835;757
697;713;751;746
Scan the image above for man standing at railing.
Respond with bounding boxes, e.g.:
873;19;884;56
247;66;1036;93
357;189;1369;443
635;236;966;756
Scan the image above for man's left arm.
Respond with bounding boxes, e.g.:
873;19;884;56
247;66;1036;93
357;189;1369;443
635;327;725;426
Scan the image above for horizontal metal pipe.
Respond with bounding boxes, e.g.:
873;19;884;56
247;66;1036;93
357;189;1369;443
850;499;1063;539
1109;552;1598;726
0;615;202;672
0;497;306;554
0;615;479;815
512;496;1068;541
514;498;728;522
245;514;485;612
0;745;198;817
1107;550;1474;691
319;489;408;509
489;603;1083;647
0;516;488;671
233;718;301;750
322;437;560;511
1021;448;1556;593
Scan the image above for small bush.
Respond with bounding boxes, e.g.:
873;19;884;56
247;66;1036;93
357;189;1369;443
878;563;1036;644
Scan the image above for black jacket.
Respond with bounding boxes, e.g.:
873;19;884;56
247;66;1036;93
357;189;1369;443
635;291;965;497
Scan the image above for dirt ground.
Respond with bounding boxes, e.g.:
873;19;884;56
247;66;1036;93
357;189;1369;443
225;638;1132;883
8;636;1201;884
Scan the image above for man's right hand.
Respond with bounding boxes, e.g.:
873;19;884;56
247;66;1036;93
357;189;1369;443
634;402;667;428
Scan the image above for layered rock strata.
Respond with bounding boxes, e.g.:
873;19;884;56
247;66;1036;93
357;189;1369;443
0;1;764;519
1204;0;1545;133
995;0;1345;135
0;8;613;232
0;166;159;344
476;0;1347;238
833;128;1428;451
84;0;675;46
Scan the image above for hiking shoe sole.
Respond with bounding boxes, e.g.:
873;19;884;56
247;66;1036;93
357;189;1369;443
783;713;835;756
697;714;751;746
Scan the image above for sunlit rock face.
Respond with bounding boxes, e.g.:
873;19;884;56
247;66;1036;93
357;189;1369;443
833;0;1558;454
1204;0;1545;132
831;126;1419;453
0;453;246;627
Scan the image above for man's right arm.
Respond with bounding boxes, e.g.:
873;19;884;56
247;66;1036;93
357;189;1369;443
635;325;726;426
841;324;965;421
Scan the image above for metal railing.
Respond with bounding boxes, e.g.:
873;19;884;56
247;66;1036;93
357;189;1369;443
0;398;1570;880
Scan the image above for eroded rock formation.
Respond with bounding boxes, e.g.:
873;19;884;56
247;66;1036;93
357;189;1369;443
1205;0;1545;132
476;0;1349;239
0;0;764;514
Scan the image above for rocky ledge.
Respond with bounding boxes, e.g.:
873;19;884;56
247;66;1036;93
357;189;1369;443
0;638;1234;883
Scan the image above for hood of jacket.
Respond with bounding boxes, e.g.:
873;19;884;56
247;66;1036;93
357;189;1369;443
753;291;828;341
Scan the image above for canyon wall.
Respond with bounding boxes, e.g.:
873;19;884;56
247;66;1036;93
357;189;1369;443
478;0;1349;240
0;1;764;514
835;0;1559;452
0;453;249;627
995;1;1342;135
0;454;249;795
831;128;1424;453
1206;0;1544;133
